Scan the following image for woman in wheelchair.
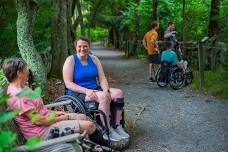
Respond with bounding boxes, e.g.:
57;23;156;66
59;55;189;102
3;58;96;140
62;36;129;142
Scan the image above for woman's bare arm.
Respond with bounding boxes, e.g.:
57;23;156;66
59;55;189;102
92;56;109;91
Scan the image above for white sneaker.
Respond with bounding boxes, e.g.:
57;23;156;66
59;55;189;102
103;128;123;141
114;125;130;139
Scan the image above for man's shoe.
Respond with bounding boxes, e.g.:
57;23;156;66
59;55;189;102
114;125;130;139
103;128;123;141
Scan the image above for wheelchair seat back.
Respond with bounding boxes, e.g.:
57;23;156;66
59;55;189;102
158;61;173;83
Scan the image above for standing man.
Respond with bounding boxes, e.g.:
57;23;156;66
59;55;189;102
143;21;160;82
164;21;182;59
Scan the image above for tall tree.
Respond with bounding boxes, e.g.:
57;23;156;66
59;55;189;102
182;0;186;56
51;0;68;76
16;0;47;89
208;0;220;70
76;0;85;35
152;0;158;21
131;0;140;55
67;0;74;54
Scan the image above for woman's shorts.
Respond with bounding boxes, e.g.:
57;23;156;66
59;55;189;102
148;54;160;64
40;113;80;140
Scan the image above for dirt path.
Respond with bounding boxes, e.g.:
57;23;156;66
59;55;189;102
91;43;228;152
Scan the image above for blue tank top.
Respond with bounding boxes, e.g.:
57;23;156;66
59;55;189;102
66;54;98;94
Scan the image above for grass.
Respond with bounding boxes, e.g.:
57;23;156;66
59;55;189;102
191;68;228;100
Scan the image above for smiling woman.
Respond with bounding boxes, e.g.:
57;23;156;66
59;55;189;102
63;36;129;142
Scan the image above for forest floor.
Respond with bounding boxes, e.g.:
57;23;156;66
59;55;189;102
47;43;228;152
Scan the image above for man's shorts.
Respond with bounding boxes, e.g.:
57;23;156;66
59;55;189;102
148;54;160;64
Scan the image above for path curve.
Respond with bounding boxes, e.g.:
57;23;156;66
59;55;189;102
91;43;228;152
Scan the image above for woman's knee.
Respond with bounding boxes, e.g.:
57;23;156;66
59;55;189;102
79;121;96;135
97;92;111;104
111;88;124;99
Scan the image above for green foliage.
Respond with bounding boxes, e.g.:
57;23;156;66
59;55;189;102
25;137;41;150
0;86;42;151
76;27;108;42
192;68;228;99
0;69;7;89
0;110;20;124
16;87;42;99
0;131;16;152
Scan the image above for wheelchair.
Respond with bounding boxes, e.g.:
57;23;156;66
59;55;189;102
155;61;192;90
51;87;128;150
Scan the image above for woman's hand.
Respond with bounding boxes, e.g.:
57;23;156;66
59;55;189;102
85;89;98;101
57;113;69;121
56;111;67;116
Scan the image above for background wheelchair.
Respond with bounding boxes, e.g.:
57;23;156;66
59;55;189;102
51;87;128;150
155;61;193;90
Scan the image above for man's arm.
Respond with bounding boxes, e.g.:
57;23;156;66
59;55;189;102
164;31;176;38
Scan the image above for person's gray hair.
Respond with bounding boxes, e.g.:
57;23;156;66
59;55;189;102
2;58;27;82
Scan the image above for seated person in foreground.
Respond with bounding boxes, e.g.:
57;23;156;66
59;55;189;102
161;41;185;73
3;58;96;140
62;36;129;141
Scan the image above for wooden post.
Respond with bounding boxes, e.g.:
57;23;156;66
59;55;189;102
198;37;208;90
127;41;130;58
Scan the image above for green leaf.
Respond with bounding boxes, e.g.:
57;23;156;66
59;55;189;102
46;112;56;122
0;131;16;147
0;94;10;104
30;114;40;124
25;136;41;150
16;87;42;99
0;110;20;123
32;87;42;99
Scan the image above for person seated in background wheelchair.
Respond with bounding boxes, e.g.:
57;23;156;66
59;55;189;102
161;41;185;73
3;58;96;140
62;36;129;142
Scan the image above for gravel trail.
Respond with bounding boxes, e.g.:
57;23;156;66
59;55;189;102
91;43;228;152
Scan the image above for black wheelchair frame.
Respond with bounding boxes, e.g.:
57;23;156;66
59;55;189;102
52;88;126;148
155;61;193;90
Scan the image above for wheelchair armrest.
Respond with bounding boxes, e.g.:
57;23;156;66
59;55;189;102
45;99;72;108
84;101;98;111
14;133;80;152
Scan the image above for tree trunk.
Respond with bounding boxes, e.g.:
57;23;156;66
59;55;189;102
16;0;47;89
182;0;187;57
67;0;74;54
132;0;140;56
208;0;220;70
76;0;85;35
152;0;158;21
51;0;68;76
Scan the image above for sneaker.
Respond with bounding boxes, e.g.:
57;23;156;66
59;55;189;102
114;125;130;139
149;77;155;83
103;128;123;141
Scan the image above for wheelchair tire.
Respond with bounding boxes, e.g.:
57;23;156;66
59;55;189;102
52;95;86;113
169;67;185;90
155;67;168;87
185;67;193;85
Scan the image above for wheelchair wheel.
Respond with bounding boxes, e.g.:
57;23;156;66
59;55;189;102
185;67;193;85
169;67;185;90
155;67;168;87
52;95;86;113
